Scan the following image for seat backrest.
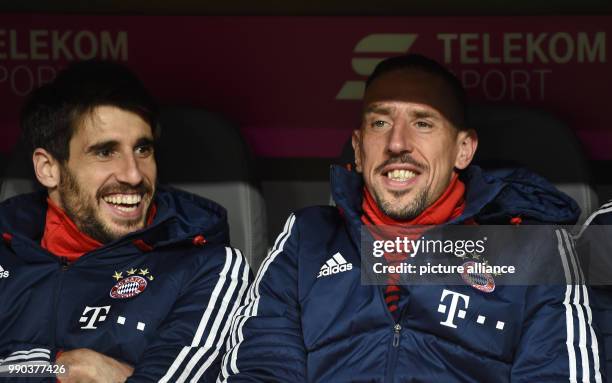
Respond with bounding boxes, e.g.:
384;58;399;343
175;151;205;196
156;107;268;271
0;107;268;271
470;104;597;223
337;104;597;223
0;139;42;201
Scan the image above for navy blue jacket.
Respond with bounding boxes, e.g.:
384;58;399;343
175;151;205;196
578;200;612;379
220;165;603;382
0;186;251;382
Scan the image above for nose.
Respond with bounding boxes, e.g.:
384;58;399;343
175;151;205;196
386;121;414;155
116;153;144;186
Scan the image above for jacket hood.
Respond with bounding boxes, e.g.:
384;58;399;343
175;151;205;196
0;185;230;251
459;166;580;224
330;164;580;230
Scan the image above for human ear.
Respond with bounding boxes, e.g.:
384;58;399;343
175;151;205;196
454;129;478;170
32;148;61;189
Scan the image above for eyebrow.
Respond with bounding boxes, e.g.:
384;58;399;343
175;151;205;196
364;105;442;121
135;137;155;148
411;110;439;120
85;140;119;154
85;136;155;154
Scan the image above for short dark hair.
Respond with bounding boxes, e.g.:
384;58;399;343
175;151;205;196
365;54;467;129
21;60;158;163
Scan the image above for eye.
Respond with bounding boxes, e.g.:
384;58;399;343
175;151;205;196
371;120;390;129
95;148;114;159
135;144;153;157
415;121;433;129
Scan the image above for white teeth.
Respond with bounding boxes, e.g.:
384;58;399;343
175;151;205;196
103;194;142;205
116;205;137;212
387;169;416;182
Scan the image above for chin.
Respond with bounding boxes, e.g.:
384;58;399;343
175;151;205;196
102;217;146;237
103;227;136;242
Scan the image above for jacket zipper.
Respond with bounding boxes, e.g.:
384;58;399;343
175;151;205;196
377;282;406;383
384;323;402;383
362;236;406;383
392;323;402;347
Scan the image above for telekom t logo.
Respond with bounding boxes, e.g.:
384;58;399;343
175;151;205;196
336;33;419;100
79;305;111;330
437;289;470;329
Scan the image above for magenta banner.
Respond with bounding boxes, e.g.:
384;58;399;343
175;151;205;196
0;15;610;159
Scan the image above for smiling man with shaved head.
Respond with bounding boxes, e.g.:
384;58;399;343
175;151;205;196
0;61;250;383
219;54;603;382
354;62;473;223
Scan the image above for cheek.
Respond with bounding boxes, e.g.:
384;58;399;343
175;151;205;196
429;137;457;164
74;169;110;197
360;138;384;168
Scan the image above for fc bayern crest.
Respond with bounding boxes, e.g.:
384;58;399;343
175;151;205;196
461;261;495;293
110;276;148;299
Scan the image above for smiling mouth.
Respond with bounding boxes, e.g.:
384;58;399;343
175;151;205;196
386;169;417;182
102;193;143;212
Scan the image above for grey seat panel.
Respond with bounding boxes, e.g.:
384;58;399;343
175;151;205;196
157;106;268;271
172;182;267;272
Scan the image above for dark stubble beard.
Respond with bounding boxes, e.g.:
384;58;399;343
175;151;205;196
58;165;152;244
372;186;429;221
370;152;430;221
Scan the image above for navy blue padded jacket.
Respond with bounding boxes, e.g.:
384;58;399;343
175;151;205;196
578;200;612;380
219;165;604;383
0;186;252;382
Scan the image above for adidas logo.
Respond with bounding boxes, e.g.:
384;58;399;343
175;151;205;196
0;265;9;279
317;252;353;278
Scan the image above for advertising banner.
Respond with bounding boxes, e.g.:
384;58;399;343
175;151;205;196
0;16;609;158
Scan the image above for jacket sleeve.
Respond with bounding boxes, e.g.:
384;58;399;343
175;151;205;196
0;343;58;383
576;202;612;379
510;228;605;382
126;246;252;383
218;214;307;382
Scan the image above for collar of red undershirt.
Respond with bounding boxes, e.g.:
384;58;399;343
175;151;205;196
361;172;467;227
361;172;469;271
41;197;157;262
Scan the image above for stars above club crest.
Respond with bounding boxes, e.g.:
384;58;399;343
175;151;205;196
112;267;154;281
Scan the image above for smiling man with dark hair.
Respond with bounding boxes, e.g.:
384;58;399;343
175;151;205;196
0;61;250;383
219;54;602;382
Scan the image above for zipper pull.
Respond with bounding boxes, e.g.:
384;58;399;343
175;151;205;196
59;257;69;271
392;323;402;347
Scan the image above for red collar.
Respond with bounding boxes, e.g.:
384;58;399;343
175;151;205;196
361;172;466;227
41;198;157;262
361;172;468;265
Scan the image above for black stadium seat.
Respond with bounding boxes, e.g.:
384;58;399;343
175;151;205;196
470;103;597;222
156;107;268;271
